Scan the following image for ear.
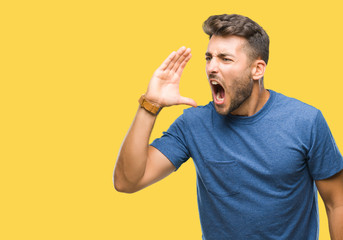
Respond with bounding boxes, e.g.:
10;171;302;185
251;59;266;81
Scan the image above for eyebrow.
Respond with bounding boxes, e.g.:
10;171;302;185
205;52;235;58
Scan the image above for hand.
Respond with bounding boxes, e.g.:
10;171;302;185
145;46;197;108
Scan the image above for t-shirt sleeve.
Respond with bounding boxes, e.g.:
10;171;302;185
151;114;190;171
307;110;343;180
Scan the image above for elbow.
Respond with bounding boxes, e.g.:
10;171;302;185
113;174;138;194
114;182;134;194
113;160;142;194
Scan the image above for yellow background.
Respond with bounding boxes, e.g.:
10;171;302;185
1;0;342;239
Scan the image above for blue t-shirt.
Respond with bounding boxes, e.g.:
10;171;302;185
151;90;343;240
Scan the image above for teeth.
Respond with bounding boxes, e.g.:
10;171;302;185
216;92;224;101
211;81;218;85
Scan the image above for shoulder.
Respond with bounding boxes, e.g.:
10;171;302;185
182;102;215;118
174;102;216;130
271;90;321;123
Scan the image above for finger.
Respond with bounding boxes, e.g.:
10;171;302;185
167;46;187;71
159;51;177;71
176;52;192;76
177;96;197;107
171;48;191;73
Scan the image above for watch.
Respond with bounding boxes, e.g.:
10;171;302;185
138;95;162;115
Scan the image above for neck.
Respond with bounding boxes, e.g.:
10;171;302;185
230;82;270;117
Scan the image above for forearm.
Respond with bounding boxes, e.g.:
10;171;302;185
327;205;343;240
114;107;157;191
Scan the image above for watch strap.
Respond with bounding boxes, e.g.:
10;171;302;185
138;95;162;115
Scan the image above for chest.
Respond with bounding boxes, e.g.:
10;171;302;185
187;120;311;197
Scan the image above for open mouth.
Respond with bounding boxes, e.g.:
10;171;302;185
210;80;225;104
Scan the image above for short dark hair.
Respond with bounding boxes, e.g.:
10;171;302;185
203;14;270;64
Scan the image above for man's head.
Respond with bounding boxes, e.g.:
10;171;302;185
203;14;269;65
203;14;269;115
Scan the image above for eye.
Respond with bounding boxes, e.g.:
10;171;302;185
205;56;212;61
223;58;232;62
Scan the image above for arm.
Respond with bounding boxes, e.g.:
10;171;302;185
114;47;196;193
316;169;343;240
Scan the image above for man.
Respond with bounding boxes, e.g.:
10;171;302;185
114;14;343;239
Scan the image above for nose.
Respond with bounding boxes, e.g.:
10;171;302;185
207;57;219;73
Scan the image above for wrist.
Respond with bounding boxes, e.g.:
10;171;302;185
138;94;162;115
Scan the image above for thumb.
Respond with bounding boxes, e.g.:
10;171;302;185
177;96;197;108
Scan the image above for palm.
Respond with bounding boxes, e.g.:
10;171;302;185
146;47;196;108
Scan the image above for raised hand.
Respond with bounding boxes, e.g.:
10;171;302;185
145;46;197;108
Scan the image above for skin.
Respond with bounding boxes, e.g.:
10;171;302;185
114;34;343;239
114;47;193;193
316;170;343;240
205;35;268;116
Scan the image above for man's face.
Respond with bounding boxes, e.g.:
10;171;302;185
206;35;254;115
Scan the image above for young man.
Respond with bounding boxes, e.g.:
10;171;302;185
114;14;343;239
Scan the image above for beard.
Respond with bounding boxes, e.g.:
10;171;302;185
211;72;254;116
228;76;253;113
